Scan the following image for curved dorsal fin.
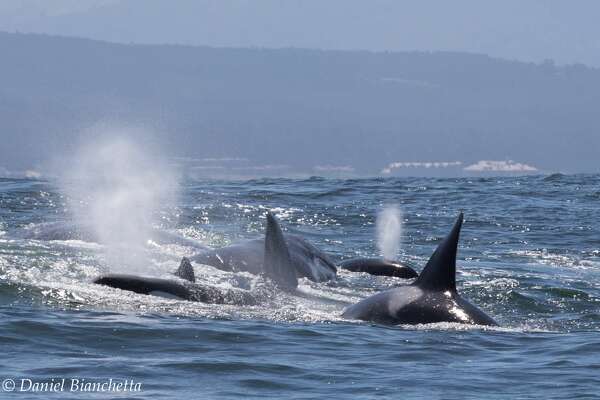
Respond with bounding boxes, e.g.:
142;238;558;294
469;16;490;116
175;257;196;282
263;212;298;291
414;213;463;292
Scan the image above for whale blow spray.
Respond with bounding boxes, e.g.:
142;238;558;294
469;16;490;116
62;133;177;273
376;205;403;261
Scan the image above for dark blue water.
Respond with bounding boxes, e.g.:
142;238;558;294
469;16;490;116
1;175;599;399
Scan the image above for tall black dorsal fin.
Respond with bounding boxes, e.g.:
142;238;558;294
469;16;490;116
263;212;298;291
175;257;196;282
414;212;463;292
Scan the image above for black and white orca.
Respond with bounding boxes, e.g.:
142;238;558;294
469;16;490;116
342;213;498;326
190;220;337;282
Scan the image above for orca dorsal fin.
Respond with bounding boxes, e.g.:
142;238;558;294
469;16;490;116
263;212;298;291
414;213;463;292
175;257;196;282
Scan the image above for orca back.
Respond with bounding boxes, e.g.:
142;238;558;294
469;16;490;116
94;274;192;300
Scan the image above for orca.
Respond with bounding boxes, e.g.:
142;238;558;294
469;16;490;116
342;213;498;326
94;271;259;304
339;258;418;279
94;213;298;303
190;221;337;282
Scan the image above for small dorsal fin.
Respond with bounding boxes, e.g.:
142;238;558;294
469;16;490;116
175;257;196;282
263;212;298;291
414;213;463;292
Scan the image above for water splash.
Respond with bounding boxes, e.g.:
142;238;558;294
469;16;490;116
376;205;403;261
60;133;178;274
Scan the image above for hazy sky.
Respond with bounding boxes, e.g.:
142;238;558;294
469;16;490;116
1;2;599;176
1;0;599;67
